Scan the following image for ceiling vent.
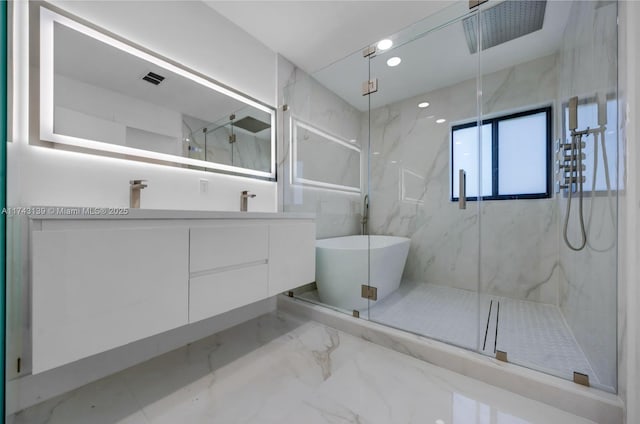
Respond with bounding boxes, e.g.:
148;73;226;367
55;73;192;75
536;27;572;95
142;71;165;85
463;0;547;54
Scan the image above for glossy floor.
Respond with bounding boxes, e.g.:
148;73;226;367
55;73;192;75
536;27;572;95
10;311;596;424
300;280;601;389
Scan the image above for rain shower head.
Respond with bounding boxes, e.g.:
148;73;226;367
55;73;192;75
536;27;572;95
231;116;271;133
463;0;547;54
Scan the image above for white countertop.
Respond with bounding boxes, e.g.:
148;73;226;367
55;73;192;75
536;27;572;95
22;206;315;220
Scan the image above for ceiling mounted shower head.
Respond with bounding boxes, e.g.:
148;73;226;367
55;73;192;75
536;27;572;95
463;0;547;54
231;116;271;133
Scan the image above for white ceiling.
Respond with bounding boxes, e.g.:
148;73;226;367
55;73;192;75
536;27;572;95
54;23;267;127
314;0;572;111
206;1;573;112
205;1;453;74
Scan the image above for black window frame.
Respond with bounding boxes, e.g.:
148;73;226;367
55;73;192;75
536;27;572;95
450;106;553;202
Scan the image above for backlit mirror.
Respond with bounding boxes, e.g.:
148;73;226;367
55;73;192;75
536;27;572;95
40;7;276;179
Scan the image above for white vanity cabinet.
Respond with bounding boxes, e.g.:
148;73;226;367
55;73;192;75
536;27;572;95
31;226;190;373
29;211;315;374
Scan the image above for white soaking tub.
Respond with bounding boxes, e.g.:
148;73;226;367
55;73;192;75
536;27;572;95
315;235;410;311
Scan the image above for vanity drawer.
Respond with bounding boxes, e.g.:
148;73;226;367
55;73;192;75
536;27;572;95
189;225;268;273
189;263;268;323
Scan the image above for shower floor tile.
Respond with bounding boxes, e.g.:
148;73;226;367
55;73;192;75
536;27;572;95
367;282;482;350
298;281;599;386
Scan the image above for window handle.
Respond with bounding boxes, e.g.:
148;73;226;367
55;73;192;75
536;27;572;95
459;169;466;210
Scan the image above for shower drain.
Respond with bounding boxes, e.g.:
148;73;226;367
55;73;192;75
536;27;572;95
482;299;500;354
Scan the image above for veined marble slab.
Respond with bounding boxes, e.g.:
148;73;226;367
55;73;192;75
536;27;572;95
9;310;603;424
279;296;623;424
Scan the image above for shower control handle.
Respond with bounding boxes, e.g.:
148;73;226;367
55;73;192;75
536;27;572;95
459;169;466;210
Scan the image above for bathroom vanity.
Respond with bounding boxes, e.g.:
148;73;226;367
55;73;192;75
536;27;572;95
26;209;315;373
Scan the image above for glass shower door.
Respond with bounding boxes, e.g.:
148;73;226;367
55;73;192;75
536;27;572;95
283;45;369;316
365;8;485;352
476;0;618;392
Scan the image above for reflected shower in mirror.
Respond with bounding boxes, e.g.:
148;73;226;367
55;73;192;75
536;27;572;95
41;7;275;179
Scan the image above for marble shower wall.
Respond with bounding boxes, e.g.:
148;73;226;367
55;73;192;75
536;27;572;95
557;1;618;391
282;65;365;239
369;54;560;304
480;54;560;303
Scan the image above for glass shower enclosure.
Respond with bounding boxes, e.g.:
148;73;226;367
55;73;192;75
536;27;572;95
284;0;618;393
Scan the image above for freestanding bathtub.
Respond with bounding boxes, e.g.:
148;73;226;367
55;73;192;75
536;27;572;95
315;235;411;311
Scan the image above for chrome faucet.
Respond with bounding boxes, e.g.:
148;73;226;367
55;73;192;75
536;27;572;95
129;180;148;208
361;194;369;235
240;190;256;212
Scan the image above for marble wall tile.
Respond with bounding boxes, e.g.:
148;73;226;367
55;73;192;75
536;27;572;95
369;54;560;303
282;66;365;239
556;0;619;391
292;120;361;190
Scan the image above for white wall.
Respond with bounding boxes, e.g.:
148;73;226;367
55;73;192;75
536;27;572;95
6;0;281;414
55;74;183;145
50;0;276;106
620;2;640;422
9;0;278;212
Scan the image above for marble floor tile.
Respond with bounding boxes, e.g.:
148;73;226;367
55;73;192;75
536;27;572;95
298;281;599;389
10;311;596;424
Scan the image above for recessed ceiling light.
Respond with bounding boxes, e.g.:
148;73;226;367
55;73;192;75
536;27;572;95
373;151;381;155
377;39;393;50
349;139;357;143
436;118;446;124
391;160;397;164
418;102;430;108
387;57;402;67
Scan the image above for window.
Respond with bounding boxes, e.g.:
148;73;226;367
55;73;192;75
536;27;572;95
451;107;552;201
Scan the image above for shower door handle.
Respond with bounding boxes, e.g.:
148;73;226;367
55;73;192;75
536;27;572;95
459;169;466;210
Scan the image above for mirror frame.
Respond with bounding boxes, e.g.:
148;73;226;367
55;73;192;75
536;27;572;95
39;6;276;180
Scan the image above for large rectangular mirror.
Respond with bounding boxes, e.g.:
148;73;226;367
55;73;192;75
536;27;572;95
40;7;276;179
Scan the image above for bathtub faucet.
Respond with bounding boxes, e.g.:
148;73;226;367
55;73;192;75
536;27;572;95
361;194;369;235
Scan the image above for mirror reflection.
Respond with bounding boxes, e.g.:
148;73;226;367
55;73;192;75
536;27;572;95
48;13;274;178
